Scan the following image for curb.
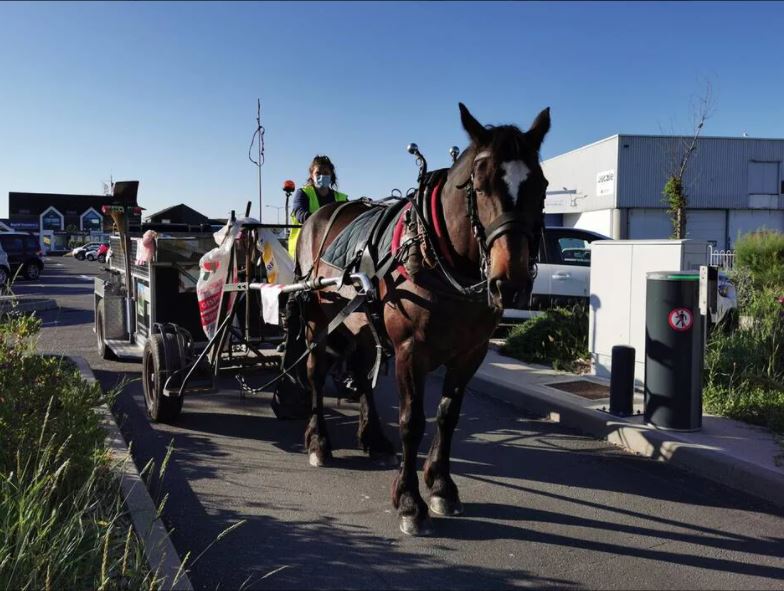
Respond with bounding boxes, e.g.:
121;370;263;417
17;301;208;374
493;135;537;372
69;356;193;591
467;367;784;512
0;296;59;314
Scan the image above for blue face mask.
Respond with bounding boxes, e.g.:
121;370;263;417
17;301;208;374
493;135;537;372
315;174;332;189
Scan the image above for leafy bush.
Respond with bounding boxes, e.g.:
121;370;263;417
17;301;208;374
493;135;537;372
0;315;105;487
501;304;589;372
734;230;784;289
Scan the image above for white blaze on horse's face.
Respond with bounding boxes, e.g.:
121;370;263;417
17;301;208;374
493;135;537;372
501;160;531;205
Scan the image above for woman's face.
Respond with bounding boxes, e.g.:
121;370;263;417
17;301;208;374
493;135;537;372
311;163;333;186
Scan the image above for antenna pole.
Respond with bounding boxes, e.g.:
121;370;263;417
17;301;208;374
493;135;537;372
256;99;262;218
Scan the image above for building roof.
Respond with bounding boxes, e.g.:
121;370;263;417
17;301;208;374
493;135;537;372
145;203;209;224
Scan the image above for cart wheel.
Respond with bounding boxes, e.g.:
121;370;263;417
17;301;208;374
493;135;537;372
143;333;184;423
95;300;116;361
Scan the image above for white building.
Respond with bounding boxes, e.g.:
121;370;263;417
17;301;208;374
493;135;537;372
542;135;784;249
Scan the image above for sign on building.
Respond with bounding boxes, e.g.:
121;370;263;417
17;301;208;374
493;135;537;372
596;169;615;197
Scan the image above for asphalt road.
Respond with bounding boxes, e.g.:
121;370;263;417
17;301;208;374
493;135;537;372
20;255;784;590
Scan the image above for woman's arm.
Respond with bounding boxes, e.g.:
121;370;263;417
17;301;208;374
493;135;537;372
291;188;310;223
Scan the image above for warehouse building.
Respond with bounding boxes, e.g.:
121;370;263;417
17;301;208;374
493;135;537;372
542;135;784;249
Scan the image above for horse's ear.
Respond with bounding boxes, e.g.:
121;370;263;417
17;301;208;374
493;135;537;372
459;103;490;145
526;107;551;152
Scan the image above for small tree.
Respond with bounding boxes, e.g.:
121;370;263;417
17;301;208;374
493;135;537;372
663;81;715;239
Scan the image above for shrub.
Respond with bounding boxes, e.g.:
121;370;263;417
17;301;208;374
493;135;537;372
734;230;784;289
501;304;589;372
705;233;784;435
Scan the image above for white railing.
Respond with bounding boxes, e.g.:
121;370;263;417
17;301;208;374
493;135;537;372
708;245;736;270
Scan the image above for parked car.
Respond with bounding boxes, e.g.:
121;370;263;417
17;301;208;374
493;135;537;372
0;232;44;280
0;244;11;287
72;242;106;261
523;227;737;324
529;227;609;310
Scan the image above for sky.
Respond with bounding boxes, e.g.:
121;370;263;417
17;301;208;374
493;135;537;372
1;1;783;223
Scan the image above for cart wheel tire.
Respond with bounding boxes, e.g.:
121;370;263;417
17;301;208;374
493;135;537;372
143;333;184;423
95;301;117;361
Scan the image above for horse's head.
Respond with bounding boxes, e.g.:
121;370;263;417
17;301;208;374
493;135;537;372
454;103;550;310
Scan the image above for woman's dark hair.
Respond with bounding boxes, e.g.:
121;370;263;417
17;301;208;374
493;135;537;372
305;154;338;189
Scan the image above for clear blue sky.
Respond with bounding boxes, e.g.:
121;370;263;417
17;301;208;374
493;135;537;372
1;1;782;222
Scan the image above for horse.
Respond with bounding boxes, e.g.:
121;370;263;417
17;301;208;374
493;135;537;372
293;103;550;536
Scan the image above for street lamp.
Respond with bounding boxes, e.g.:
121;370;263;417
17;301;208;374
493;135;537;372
265;204;285;224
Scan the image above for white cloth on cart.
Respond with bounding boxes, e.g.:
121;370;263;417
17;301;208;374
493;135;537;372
259;283;284;325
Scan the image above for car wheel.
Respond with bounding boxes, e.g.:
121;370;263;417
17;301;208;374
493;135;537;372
86;253;96;261
23;263;41;280
75;252;85;260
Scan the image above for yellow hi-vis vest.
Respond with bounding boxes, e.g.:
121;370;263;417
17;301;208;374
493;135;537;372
287;185;348;258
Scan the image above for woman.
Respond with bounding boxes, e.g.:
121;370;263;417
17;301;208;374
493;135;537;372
287;155;349;259
281;155;356;403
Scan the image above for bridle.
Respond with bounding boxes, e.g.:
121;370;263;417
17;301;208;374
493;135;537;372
456;149;543;287
404;146;543;304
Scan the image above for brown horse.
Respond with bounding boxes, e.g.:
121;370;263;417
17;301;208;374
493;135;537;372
294;103;550;536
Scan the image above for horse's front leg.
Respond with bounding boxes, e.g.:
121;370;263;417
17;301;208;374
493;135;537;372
303;338;332;467
391;340;431;536
424;345;488;516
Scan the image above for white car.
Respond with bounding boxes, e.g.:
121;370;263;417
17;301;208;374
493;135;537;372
529;227;609;309
72;242;106;261
523;227;737;324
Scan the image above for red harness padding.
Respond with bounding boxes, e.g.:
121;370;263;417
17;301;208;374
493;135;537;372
390;178;453;281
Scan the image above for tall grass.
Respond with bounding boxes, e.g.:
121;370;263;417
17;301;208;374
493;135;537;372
0;315;159;590
704;231;784;435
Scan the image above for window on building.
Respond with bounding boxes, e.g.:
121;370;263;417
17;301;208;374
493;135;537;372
41;208;63;231
748;161;780;195
81;209;103;231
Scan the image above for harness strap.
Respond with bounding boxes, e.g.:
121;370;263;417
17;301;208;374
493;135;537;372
305;200;367;280
484;212;527;247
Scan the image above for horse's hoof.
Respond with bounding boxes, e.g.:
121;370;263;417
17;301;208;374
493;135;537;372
429;496;464;516
308;452;325;467
399;515;434;537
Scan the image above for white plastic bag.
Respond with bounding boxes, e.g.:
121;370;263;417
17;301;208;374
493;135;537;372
196;220;241;339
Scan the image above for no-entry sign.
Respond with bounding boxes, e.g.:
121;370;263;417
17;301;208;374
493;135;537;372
668;307;693;331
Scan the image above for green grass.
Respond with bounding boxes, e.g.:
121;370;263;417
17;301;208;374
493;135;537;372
0;315;161;590
501;305;589;372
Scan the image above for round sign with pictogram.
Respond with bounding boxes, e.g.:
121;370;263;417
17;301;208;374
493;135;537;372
668;307;693;332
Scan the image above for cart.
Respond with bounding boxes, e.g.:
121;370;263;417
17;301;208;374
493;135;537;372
94;200;293;414
94;202;377;423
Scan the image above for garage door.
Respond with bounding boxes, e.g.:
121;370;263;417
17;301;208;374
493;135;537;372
628;209;671;239
729;210;784;247
685;210;726;248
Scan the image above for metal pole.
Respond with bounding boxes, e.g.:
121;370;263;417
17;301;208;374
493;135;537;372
257;99;263;218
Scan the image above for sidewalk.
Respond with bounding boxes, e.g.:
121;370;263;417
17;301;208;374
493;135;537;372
466;348;784;511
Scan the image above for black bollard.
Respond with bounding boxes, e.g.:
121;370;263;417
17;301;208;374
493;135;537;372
609;345;635;416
